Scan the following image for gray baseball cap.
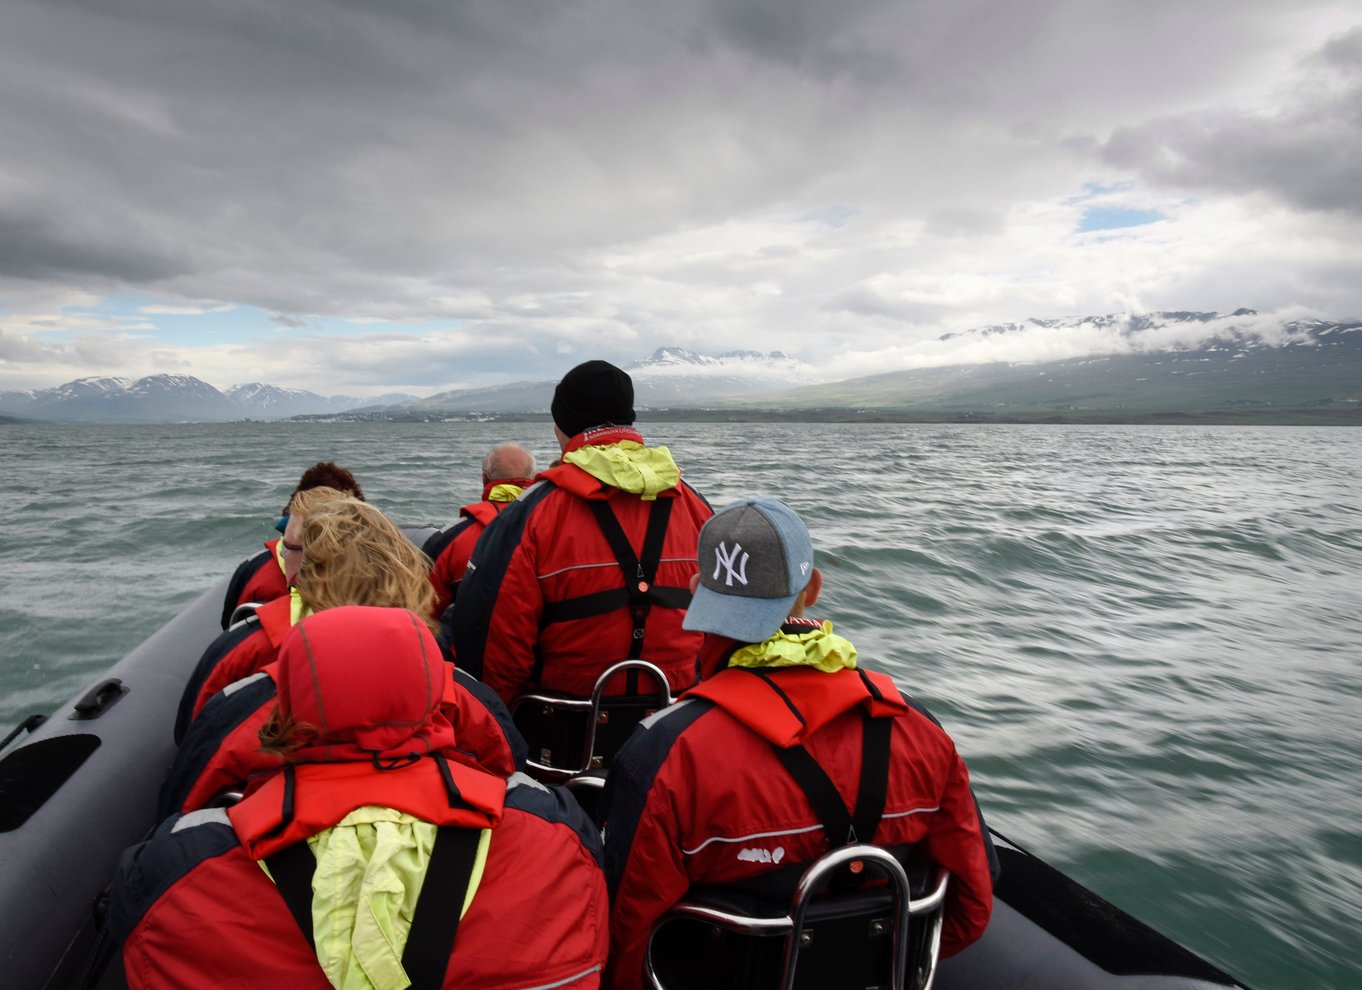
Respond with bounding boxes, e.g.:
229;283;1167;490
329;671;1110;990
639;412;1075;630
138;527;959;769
683;496;814;643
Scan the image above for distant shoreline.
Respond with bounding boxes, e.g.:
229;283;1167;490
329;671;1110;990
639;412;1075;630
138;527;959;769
290;406;1362;427
6;407;1360;427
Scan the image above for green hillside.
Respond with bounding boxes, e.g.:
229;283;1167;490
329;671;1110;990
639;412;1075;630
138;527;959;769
710;340;1362;424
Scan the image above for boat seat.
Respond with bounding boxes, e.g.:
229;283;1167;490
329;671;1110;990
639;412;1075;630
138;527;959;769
510;660;673;784
646;844;949;990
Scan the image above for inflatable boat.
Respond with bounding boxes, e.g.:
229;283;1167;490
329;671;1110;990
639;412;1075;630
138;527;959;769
0;572;1252;989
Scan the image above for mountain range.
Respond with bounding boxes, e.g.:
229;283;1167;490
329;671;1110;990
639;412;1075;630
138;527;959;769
0;378;419;424
720;312;1362;422
2;311;1359;424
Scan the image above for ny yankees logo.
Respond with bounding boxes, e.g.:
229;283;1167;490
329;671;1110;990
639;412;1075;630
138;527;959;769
713;540;750;587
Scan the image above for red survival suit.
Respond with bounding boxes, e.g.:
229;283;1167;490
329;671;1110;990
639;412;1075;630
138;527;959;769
424;482;526;620
115;607;608;990
177;594;294;738
220;537;288;628
599;623;995;990
451;427;712;704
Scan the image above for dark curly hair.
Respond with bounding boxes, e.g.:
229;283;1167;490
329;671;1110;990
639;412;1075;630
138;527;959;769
282;461;365;515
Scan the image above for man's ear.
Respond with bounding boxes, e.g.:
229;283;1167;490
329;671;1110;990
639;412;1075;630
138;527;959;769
689;572;700;594
802;567;823;607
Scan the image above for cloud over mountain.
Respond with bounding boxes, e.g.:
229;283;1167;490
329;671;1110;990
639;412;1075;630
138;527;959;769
1;1;1358;395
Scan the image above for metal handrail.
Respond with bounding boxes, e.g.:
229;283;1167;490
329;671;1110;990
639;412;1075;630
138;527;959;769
646;844;950;990
510;659;673;780
227;601;264;627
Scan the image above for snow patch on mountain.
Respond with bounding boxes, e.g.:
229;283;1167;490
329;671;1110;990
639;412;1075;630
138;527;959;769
630;346;822;384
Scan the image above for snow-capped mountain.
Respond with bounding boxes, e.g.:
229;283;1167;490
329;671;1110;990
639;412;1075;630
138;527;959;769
0;375;240;423
633;346;797;370
39;376;137;400
628;347;821;404
397;347;820;414
734;312;1362;415
2;313;1356;423
0;375;411;423
227;383;341;418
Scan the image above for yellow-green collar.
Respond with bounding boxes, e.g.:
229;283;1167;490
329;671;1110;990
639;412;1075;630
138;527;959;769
728;620;858;673
562;440;680;500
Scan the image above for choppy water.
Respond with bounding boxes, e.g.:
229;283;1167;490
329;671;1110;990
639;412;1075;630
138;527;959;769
1;421;1359;989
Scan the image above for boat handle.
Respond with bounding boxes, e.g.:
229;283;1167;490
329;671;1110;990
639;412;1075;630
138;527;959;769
70;678;129;720
0;713;48;753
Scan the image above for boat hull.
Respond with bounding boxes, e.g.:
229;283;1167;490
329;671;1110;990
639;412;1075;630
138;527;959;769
0;581;226;990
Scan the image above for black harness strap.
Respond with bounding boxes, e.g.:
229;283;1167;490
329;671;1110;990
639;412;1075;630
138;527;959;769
772;711;893;848
434;752;478;810
540;585;692;625
740;668;809;733
266;824;484;988
401;826;483;990
533;496;682;692
265;839;319;950
586;497;674;656
263;764;298;839
850;715;893;843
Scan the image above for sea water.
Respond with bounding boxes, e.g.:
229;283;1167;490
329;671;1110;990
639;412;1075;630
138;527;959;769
1;420;1359;989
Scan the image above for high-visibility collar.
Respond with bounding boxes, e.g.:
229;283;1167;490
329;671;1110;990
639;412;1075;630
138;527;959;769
726;619;859;673
547;428;682;501
268;537;286;576
480;480;530;502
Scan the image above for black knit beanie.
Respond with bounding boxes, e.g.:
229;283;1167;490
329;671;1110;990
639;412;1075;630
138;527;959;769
551;360;635;438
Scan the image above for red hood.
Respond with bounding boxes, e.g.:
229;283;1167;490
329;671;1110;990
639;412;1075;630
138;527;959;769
275;606;458;763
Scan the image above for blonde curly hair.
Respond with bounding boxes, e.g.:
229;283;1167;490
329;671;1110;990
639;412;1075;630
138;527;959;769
285;485;350;524
295;498;438;633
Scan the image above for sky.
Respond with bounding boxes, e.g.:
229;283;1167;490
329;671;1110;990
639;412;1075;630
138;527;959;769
2;0;1360;397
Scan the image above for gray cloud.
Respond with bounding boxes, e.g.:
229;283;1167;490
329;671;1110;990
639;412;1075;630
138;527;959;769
0;208;185;283
2;0;1360;391
1101;25;1362;215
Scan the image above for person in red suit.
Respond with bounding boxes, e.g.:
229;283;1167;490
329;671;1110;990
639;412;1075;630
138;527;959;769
452;360;711;704
424;442;536;619
220;461;365;628
599;497;995;989
115;606;608;990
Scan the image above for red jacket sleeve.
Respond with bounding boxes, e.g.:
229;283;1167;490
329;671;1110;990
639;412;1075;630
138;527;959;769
451;494;545;702
925;749;994;956
604;773;693;990
191;628;279;719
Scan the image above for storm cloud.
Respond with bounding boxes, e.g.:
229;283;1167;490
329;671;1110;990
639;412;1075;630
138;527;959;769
2;0;1359;392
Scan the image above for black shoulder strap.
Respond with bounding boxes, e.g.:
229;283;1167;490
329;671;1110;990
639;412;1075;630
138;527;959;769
850;715;893;842
266;823;484;988
264;839;318;950
771;710;894;847
533;497;682;690
401;826;483;990
585;498;674;594
772;744;852;845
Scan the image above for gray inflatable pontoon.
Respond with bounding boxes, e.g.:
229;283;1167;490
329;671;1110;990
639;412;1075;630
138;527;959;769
0;576;1250;990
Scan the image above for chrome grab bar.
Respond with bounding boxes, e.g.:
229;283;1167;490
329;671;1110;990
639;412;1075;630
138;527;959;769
510;659;673;780
646;844;949;990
